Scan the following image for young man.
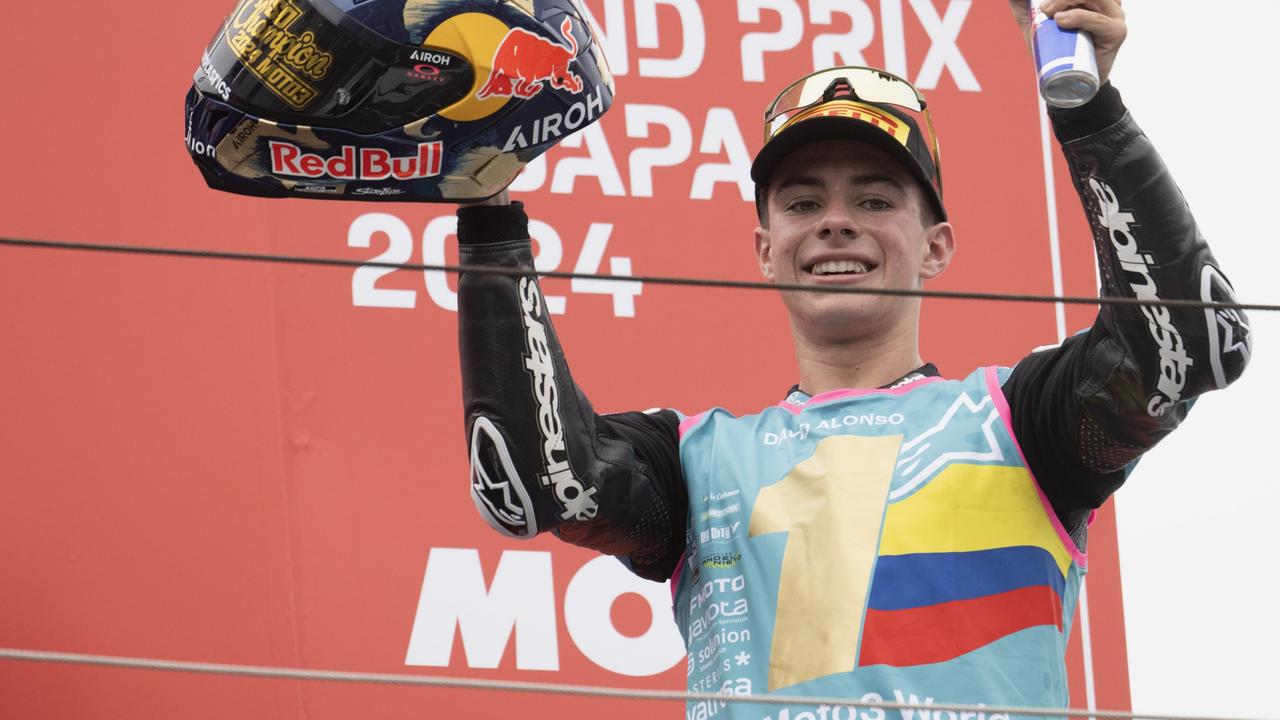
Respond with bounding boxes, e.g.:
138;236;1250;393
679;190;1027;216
456;0;1249;715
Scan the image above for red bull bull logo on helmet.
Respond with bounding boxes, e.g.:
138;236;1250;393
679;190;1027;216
477;17;584;101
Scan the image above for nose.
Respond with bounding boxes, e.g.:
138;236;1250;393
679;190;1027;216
816;204;859;240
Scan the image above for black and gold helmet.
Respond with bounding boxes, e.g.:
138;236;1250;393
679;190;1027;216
185;0;614;202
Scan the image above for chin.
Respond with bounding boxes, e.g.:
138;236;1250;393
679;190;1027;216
792;298;888;337
798;283;926;336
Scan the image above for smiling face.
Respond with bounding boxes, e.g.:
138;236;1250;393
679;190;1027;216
754;138;955;344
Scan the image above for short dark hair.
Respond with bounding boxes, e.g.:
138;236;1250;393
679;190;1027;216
754;181;943;229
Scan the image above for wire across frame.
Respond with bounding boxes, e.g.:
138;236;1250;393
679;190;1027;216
1;236;1276;313
0;648;1275;720
0;234;1272;720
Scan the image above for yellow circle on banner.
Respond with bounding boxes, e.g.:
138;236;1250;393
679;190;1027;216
426;13;512;122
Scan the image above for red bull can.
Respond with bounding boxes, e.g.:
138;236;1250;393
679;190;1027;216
1030;1;1100;108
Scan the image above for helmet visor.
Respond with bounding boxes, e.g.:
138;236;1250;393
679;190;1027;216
197;0;473;134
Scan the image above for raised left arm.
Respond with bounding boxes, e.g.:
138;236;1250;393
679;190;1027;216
1003;84;1251;538
1001;1;1251;538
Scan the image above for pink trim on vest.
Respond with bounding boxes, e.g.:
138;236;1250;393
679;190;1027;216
778;377;947;415
678;412;710;438
985;366;1088;568
670;550;687;601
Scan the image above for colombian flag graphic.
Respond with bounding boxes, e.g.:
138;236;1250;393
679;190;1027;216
858;463;1077;668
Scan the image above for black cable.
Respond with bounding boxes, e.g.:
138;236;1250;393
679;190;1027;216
2;236;1274;313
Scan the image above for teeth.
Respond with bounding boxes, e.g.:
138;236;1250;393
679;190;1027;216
811;260;869;275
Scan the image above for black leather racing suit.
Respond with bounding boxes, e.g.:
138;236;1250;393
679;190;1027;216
456;83;1251;581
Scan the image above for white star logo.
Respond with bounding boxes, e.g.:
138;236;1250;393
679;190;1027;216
734;652;751;667
1217;310;1251;358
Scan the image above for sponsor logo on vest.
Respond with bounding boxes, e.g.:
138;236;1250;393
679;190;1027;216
700;522;740;545
701;489;740;503
698;504;740;521
756;693;1014;720
269;141;443;181
701;552;741;569
763;414;906;446
688;575;750;641
690;575;746;610
519;278;598;521
1090;178;1193;417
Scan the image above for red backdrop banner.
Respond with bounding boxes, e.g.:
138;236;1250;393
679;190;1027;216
0;1;1130;718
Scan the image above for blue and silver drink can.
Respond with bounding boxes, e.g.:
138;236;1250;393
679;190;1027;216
1030;2;1100;108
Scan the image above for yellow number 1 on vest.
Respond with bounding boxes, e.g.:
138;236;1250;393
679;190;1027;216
750;434;903;691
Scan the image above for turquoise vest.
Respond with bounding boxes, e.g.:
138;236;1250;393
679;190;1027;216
673;368;1086;720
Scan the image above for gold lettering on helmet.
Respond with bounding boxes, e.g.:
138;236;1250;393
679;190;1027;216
225;0;336;110
783;100;913;147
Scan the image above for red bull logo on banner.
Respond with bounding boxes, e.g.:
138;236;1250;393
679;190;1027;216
268;141;443;181
477;17;583;101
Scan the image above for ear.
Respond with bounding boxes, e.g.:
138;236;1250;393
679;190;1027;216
754;225;775;281
919;221;956;281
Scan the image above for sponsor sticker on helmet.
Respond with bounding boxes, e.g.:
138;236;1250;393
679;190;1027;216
478;17;584;101
353;187;407;197
294;183;344;195
502;85;605;152
199;50;233;102
269;142;444;181
225;0;336;110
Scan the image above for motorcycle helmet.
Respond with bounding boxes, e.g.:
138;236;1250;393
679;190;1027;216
184;0;614;202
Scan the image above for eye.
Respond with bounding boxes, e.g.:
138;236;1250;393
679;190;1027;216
787;199;819;213
861;198;893;211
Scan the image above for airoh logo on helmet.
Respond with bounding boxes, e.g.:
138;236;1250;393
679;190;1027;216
502;85;605;152
409;49;452;66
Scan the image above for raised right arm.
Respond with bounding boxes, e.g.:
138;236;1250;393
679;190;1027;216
456;202;687;582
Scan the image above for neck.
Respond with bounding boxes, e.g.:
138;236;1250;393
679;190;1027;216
790;317;924;395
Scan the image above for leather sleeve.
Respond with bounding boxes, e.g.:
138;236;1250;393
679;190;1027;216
1003;84;1252;538
456;202;686;582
